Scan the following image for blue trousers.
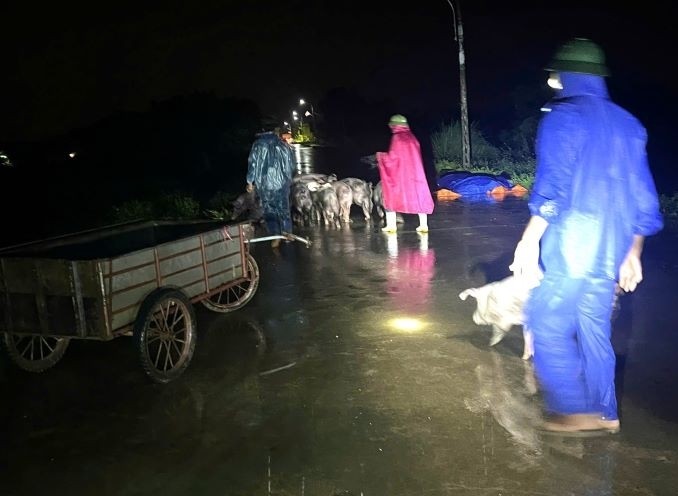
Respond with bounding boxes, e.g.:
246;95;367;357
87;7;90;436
525;274;618;420
260;187;292;236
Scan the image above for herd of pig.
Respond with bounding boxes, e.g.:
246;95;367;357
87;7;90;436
232;173;386;227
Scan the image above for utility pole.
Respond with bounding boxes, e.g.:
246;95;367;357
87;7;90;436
446;0;471;167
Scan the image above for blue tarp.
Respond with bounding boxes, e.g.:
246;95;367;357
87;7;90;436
437;171;514;197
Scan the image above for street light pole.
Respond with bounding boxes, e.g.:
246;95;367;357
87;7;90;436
291;111;299;138
446;0;471;168
299;98;316;132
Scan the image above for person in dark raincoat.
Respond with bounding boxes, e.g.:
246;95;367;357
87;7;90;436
246;130;297;248
376;114;434;233
509;38;663;434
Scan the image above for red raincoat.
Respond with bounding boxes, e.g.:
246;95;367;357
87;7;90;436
377;125;434;214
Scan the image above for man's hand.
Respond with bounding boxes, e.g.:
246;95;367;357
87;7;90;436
509;216;548;289
246;183;254;193
509;239;543;289
618;235;645;293
618;252;642;292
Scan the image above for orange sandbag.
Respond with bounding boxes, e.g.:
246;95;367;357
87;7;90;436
435;188;461;200
490;184;529;199
511;184;529;197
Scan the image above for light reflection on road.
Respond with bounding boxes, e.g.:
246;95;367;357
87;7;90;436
292;144;314;175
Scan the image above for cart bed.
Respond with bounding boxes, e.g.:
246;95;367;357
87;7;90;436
0;220;251;340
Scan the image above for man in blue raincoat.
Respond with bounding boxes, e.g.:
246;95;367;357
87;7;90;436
246;129;296;248
509;38;663;434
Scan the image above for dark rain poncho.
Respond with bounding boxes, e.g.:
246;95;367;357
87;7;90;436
525;72;663;421
246;132;296;234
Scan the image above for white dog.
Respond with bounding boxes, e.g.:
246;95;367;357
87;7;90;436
459;276;534;360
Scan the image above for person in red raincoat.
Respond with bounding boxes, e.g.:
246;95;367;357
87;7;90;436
376;114;434;233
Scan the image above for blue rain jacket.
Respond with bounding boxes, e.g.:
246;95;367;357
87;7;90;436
526;72;663;420
246;132;296;219
530;73;663;279
246;132;296;194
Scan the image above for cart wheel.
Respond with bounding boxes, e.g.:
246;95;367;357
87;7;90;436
134;288;197;384
1;334;70;373
201;253;260;313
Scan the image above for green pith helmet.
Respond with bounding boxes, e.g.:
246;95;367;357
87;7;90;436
388;114;409;126
545;38;609;77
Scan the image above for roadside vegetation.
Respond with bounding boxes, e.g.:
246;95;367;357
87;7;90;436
109;118;678;225
3;92;675;248
660;192;678;222
431;119;536;190
431;119;678;223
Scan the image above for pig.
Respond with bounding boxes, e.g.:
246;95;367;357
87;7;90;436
231;190;264;224
459;276;534;360
290;182;313;225
309;182;340;228
332;180;354;223
292;173;337;185
337;177;372;220
371;181;403;224
372;181;385;219
459;276;623;361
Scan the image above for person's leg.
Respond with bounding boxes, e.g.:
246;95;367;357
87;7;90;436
382;211;397;232
416;213;428;232
577;278;618;421
526;275;588;416
260;191;282;247
260;198;280;235
279;189;293;234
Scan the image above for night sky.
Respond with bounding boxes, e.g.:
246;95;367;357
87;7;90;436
1;0;675;184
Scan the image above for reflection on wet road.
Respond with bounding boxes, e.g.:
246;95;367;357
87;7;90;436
1;151;678;494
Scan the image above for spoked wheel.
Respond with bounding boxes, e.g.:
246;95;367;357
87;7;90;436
201;253;260;313
1;333;70;372
134;288;197;383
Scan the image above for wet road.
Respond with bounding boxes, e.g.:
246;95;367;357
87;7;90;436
1;195;677;495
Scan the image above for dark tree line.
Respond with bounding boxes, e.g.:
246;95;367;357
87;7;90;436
0;92;261;246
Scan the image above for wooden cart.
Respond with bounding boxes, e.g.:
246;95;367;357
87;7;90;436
0;219;261;383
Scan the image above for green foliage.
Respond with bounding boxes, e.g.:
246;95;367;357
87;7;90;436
431;121;499;167
111;200;155;223
155;192;201;219
203;190;238;220
111;192;201;223
499;116;538;163
294;123;315;143
509;171;535;190
432;120;536;190
660;193;678;219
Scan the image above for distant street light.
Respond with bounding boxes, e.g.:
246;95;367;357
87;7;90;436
445;0;471;168
299;98;316;130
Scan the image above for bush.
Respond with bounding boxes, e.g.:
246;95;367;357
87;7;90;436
431;121;499;169
660;193;678;219
111;200;155;223
432;120;536;190
155;192;201;219
111;192;201;223
204;190;239;220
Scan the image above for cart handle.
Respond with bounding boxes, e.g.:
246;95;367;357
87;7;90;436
245;232;311;247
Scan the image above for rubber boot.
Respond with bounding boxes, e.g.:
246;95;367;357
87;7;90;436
416;213;428;233
382;211;397;233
